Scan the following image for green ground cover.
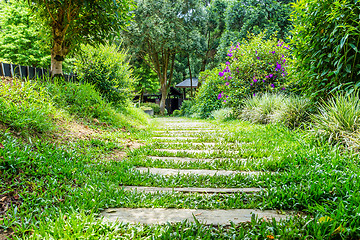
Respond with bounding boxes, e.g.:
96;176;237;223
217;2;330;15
1;115;360;239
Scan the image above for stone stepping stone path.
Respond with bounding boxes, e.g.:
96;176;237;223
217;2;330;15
122;186;262;194
102;208;291;225
135;167;265;176
102;117;290;227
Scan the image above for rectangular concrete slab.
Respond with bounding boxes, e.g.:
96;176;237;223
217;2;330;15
152;137;199;140
101;208;292;225
153;130;217;133
122;186;262;194
147;156;247;163
154;149;240;155
154;142;217;147
135;167;264;176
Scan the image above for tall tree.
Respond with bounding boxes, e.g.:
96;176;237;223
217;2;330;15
122;0;205;114
28;0;133;77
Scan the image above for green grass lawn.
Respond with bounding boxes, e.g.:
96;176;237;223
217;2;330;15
1;117;360;239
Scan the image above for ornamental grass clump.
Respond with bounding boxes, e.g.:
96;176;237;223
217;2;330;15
270;95;312;129
240;93;311;128
311;92;360;150
216;32;292;109
241;93;285;124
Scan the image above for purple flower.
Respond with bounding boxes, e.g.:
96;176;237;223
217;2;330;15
227;53;233;57
271;84;275;88
270;51;276;54
250;83;253;86
219;72;224;77
284;46;289;50
257;57;260;60
224;100;227;103
253;77;258;82
228;76;232;80
269;74;273;78
263;80;265;82
218;92;223;100
282;59;286;64
253;93;256;97
282;87;286;90
265;75;269;78
275;62;282;71
255;50;258;54
226;62;230;65
225;82;229;86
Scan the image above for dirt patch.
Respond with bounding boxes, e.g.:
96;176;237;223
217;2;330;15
58;120;99;141
0;76;14;86
104;141;144;161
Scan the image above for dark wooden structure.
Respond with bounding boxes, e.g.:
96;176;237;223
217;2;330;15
134;87;183;114
175;78;199;99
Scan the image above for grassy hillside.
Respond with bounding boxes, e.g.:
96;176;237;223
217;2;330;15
0;77;149;239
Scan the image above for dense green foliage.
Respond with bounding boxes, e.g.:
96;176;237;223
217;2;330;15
217;0;293;60
291;0;360;99
190;68;224;118
218;33;292;108
0;0;49;67
75;44;134;106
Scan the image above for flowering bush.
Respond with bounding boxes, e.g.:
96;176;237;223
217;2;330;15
191;68;224;118
217;33;292;109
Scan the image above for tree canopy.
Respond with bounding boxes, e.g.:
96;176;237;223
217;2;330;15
28;0;134;76
0;0;49;67
122;0;206;114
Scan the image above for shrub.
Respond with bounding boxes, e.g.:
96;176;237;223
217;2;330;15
217;32;292;109
172;109;181;116
311;92;360;150
141;102;160;115
191;68;224;118
0;79;56;133
240;93;311;128
74;44;134;106
210;108;235;121
291;0;360;99
179;99;196;117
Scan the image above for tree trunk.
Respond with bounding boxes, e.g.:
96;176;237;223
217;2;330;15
159;84;167;115
188;55;193;98
51;52;64;77
50;22;70;78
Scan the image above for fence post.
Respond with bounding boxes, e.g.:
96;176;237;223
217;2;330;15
0;62;4;77
10;64;14;78
18;65;23;79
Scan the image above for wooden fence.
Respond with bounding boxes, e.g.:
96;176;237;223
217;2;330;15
0;62;77;81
